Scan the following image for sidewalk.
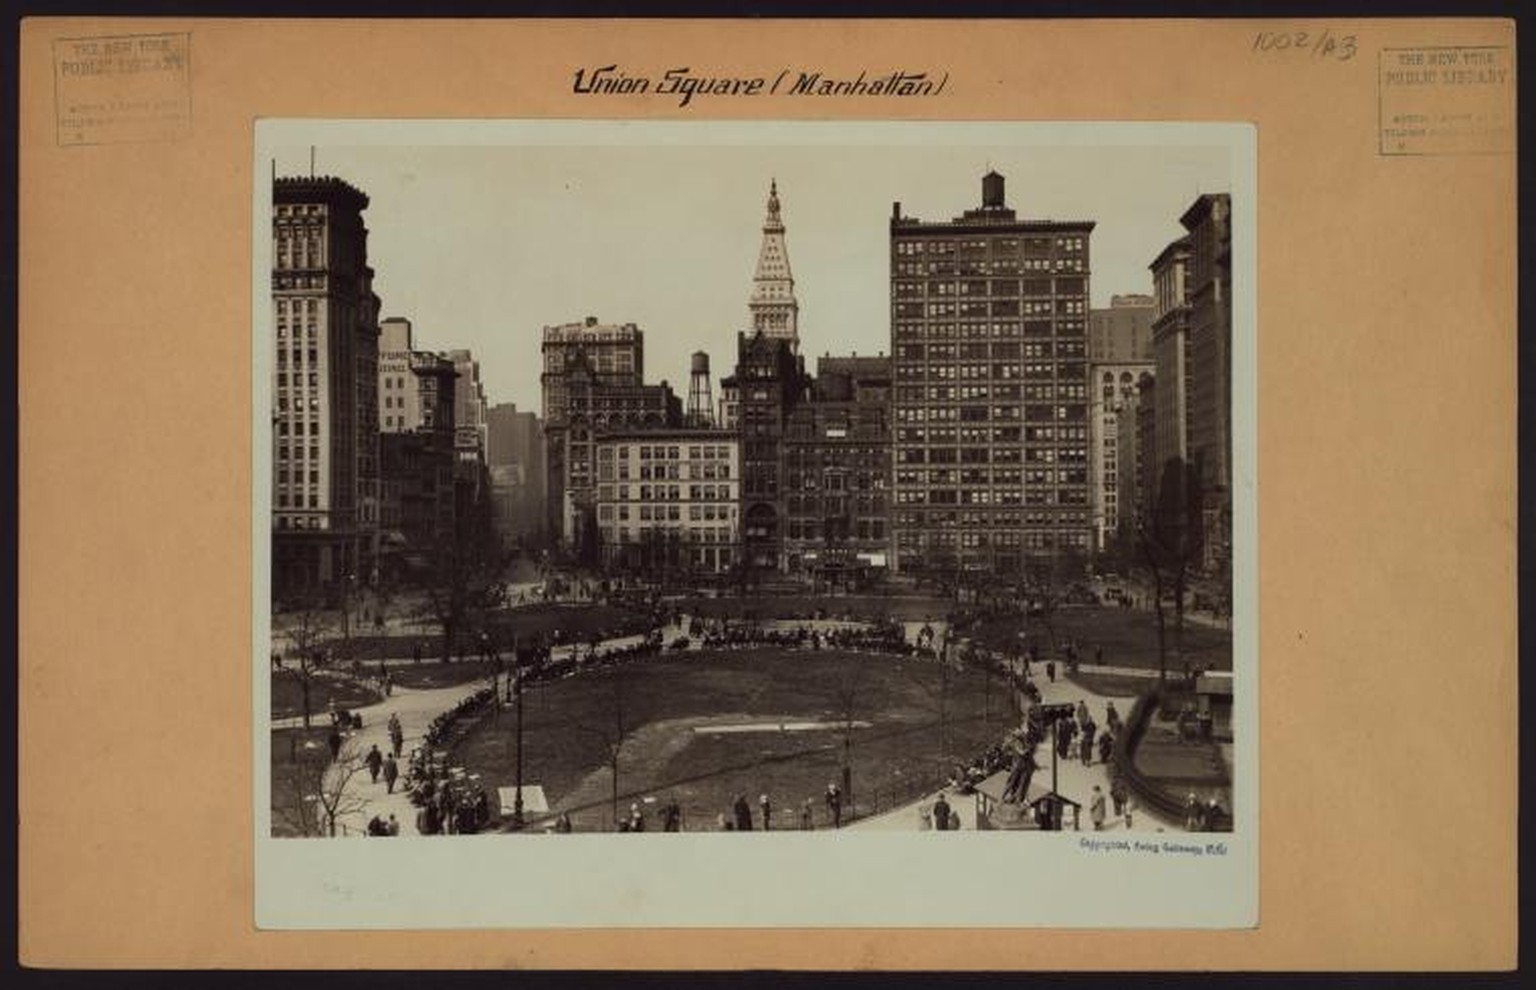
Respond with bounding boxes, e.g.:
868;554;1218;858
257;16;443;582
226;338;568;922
849;662;1181;834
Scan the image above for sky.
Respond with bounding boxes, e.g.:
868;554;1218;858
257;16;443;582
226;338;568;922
271;129;1234;415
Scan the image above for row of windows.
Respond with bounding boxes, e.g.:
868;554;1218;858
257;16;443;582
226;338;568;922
894;531;1092;550
896;488;1091;506
893;320;1086;341
893;236;1085;256
894;278;1088;298
596;482;737;502
893;509;1092;525
895;404;1087;423
275;493;321;508
600;526;735;545
597;503;739;524
273;513;328;529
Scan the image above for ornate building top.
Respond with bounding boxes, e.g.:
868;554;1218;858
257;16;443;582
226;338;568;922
748;178;800;353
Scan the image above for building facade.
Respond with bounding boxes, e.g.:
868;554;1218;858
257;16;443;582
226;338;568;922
725;330;804;571
540;317;645;544
595;430;741;575
1088;294;1154;362
1149;236;1192;503
486;402;547;545
271;176;382;601
782;355;893;587
889;171;1095;579
1090;360;1154;552
443;348;489;469
747;180;800;353
1180;194;1233;573
374;317;458;576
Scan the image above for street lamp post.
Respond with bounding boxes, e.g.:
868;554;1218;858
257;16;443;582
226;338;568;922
513;663;525;829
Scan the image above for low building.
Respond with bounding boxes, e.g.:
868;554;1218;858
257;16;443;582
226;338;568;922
595;430;741;574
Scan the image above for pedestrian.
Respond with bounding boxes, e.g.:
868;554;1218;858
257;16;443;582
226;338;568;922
327;727;342;761
825;783;843;829
1105;700;1122;736
1098;731;1114;766
759;793;772;831
1206;797;1225;832
1185;793;1201;831
1124;798;1135;829
628;803;646;833
800;798;815;831
1090;786;1107;830
1082;721;1097;765
1109;777;1128;818
365;744;383;782
382;671;392;697
382;753;399;793
663;798;681;832
933;793;951;831
388;714;403;758
554;811;572;834
386;814;400;836
1076;699;1089;727
733;793;753;832
1046;659;1056;683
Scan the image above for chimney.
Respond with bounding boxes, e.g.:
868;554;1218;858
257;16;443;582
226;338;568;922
892;201;902;220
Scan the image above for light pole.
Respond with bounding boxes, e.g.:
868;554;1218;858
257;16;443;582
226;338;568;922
513;661;525;830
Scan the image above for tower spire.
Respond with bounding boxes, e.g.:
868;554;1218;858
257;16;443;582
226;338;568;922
748;179;799;353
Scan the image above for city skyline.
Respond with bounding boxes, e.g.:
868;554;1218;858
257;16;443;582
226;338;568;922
270;138;1233;413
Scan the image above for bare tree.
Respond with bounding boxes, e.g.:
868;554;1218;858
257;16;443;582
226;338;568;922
1138;457;1205;686
273;737;372;837
277;601;330;729
830;660;868;810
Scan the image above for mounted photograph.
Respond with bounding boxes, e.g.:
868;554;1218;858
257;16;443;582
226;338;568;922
254;119;1255;928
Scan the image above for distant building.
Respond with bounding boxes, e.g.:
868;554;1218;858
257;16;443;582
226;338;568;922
747;180;800;353
555;348;682;552
1089;360;1154;551
270;176;381;601
889;170;1095;579
782;354;893;586
595;429;741;574
442;348;488;469
1089;294;1154;362
486;402;546;545
540;317;645;544
723;330;805;571
374;317;457;576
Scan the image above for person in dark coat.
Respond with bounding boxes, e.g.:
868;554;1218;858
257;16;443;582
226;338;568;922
327;727;343;761
1098;731;1114;766
1081;721;1097;765
382;753;399;793
732;794;753;831
1109;777;1129;818
932;793;952;831
1045;659;1056;683
365;744;383;783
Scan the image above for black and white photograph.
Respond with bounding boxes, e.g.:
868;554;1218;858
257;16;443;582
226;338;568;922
254;120;1256;928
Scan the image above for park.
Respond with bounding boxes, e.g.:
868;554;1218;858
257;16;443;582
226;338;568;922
268;557;1235;838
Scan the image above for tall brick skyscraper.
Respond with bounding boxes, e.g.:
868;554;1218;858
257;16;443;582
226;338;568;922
271;176;381;600
889;171;1094;578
